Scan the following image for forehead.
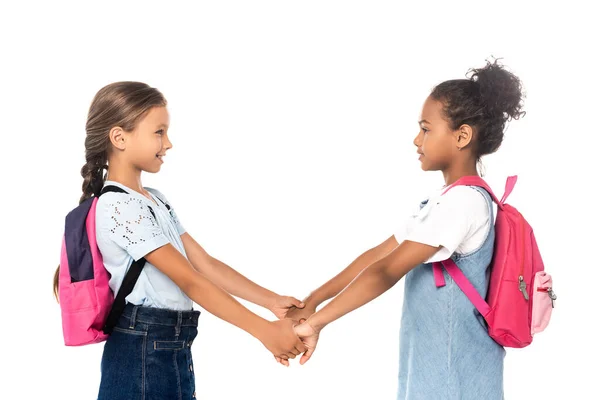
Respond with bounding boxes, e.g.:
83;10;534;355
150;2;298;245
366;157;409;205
419;96;445;124
138;106;170;128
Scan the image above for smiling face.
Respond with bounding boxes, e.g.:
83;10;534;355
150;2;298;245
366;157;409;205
111;106;172;173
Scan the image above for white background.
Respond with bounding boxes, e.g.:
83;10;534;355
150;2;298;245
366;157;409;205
1;1;598;399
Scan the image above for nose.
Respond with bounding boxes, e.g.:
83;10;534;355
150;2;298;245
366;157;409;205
164;132;173;150
413;131;422;148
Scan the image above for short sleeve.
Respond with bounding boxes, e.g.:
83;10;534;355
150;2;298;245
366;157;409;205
101;194;170;261
147;188;186;235
169;207;186;236
405;186;489;263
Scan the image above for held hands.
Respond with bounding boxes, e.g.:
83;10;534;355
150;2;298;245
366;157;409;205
273;319;320;367
257;319;307;364
272;298;321;367
284;301;316;324
294;320;320;365
263;294;321;367
267;294;306;320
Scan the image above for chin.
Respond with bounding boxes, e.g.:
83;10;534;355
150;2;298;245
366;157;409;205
143;165;162;174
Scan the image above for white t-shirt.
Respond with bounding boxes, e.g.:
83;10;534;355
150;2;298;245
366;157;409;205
394;186;493;264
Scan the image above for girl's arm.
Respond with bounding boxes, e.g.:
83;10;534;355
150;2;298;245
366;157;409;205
144;243;306;362
180;233;304;319
294;239;440;364
285;235;400;322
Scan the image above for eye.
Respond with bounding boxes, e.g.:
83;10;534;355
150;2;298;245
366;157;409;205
421;127;429;134
155;129;164;135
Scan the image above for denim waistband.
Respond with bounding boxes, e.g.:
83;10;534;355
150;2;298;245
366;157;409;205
121;303;201;328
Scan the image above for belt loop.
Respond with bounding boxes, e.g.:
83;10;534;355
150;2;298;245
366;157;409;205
129;305;139;329
175;311;182;337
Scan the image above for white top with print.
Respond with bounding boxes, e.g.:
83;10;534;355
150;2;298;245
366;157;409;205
96;181;193;311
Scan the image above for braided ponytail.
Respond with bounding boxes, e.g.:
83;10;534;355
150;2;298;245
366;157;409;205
79;154;108;204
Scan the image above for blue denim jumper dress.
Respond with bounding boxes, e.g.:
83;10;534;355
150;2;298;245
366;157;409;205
397;187;505;400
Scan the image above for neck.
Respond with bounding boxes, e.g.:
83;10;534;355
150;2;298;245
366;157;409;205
442;159;479;186
105;158;145;194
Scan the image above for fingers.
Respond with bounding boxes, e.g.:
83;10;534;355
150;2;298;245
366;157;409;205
300;347;314;365
296;338;307;353
299;318;307;324
293;321;313;337
279;352;298;361
291;297;306;309
274;356;289;367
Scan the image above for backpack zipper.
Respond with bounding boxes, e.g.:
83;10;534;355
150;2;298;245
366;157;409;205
518;276;529;300
548;288;557;308
518;212;529;301
537;287;557;308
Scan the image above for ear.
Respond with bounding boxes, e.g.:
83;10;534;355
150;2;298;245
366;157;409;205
455;124;473;150
109;127;127;150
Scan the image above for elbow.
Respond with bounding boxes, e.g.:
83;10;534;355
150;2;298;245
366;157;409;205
378;262;403;288
178;276;196;296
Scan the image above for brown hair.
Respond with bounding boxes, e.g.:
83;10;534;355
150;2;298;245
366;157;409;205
53;82;167;301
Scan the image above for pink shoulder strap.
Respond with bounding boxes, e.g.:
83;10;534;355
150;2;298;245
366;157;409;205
441;175;518;210
434;259;491;317
432;175;519;315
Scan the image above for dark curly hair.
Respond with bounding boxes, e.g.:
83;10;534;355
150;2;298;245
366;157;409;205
430;58;525;160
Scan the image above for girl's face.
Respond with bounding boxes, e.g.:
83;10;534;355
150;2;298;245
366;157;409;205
413;96;459;172
125;106;172;173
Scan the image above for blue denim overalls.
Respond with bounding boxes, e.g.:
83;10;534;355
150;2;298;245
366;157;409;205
397;186;505;400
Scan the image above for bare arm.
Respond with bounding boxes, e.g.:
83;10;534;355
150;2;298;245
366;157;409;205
285;235;399;322
180;233;304;318
308;240;439;329
144;243;306;360
305;235;399;305
294;240;440;363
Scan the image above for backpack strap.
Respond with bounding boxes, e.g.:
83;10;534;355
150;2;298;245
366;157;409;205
98;185;150;335
101;185;158;220
441;175;518;211
432;176;518;317
154;194;171;210
433;259;491;317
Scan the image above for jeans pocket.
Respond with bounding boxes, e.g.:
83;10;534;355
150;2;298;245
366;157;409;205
153;340;185;350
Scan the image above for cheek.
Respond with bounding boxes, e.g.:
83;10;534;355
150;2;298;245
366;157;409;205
422;134;436;152
423;134;450;159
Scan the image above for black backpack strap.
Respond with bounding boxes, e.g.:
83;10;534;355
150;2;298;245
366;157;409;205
102;257;147;334
100;185;127;196
153;192;171;210
101;185;157;222
99;185;151;335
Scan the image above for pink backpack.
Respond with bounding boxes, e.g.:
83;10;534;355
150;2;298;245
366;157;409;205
432;175;556;348
58;185;152;346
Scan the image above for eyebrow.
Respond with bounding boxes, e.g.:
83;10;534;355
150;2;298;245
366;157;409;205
156;124;169;129
418;119;430;125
